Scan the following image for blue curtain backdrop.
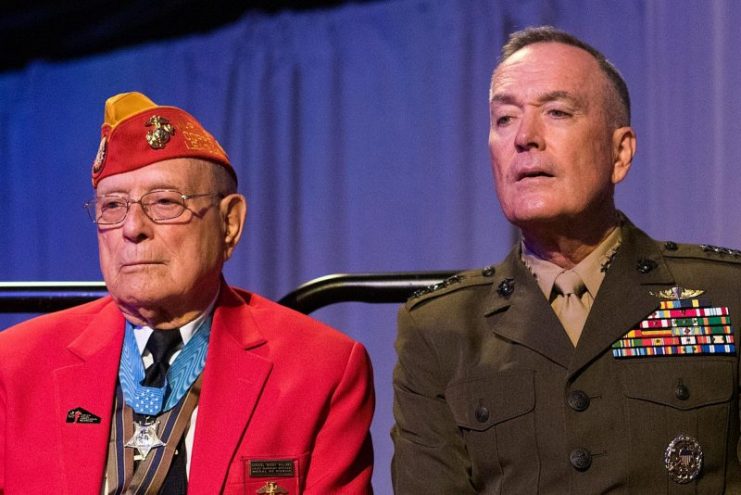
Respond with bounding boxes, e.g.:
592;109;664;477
2;0;740;491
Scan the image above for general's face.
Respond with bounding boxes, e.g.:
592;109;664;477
488;42;632;230
96;158;241;320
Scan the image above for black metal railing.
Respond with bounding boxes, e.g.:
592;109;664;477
0;271;459;315
277;271;457;313
0;281;108;313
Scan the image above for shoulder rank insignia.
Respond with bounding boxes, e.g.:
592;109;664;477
701;244;741;257
407;268;493;308
410;275;460;300
650;286;705;300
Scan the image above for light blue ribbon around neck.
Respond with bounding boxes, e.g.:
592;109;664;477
119;318;211;416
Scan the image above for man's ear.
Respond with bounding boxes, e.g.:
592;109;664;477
220;194;248;261
611;126;636;185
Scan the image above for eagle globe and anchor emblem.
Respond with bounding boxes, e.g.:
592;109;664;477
145;115;175;149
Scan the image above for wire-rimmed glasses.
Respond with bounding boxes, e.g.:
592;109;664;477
83;190;222;225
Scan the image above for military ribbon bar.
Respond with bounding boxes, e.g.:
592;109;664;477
613;298;736;359
659;298;710;310
624;325;733;338
649;307;728;319
613;344;735;358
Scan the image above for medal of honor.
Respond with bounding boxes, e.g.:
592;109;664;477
125;419;165;459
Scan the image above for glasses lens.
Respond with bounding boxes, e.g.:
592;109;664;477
84;200;97;223
97;197;129;224
142;191;186;221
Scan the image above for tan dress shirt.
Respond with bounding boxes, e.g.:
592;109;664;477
522;227;622;345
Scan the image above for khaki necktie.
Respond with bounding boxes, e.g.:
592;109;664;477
553;270;588;346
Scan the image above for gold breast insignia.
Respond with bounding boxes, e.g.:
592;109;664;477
651;286;705;300
257;481;288;494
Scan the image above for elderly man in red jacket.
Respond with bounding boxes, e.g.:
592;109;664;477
0;92;374;494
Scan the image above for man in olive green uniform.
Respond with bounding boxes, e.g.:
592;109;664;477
392;26;741;493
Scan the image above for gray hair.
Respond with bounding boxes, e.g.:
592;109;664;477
495;26;630;127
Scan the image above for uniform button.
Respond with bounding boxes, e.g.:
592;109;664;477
675;383;690;401
567;390;590;412
497;278;514;297
474;405;489;423
636;258;658;274
570;448;592;471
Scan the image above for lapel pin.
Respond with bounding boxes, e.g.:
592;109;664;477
65;407;101;424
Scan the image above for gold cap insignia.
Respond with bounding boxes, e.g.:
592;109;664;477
651;286;705;300
257;481;288;494
145;115;175;149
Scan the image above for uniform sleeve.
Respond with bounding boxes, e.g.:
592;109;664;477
304;341;374;494
392;306;476;494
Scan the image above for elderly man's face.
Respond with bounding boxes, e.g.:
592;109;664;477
488;42;630;230
96;158;241;323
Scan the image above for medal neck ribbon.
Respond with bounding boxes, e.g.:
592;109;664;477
119;317;211;416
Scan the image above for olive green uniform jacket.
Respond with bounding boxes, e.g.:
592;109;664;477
392;219;741;494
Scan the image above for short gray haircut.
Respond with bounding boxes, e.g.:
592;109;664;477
495;26;630;127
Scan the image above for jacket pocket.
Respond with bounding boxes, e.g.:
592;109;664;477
445;370;538;492
223;455;308;495
621;359;733;408
619;359;734;492
446;370;535;430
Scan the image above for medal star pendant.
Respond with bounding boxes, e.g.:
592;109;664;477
125;420;166;459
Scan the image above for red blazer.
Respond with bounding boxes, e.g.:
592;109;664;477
0;283;374;494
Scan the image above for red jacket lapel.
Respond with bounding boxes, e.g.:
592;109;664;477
188;284;273;493
52;299;125;494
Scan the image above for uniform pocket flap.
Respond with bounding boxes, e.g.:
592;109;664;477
621;360;733;410
446;370;535;431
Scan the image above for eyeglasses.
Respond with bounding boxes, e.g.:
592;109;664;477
83;190;223;225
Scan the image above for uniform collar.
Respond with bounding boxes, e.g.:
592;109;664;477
521;225;622;300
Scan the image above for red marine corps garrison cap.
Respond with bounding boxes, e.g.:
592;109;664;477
91;92;236;187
